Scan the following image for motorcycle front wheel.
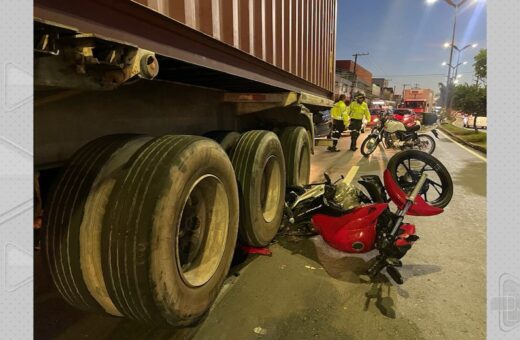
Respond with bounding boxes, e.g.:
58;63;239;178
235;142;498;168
415;134;436;154
361;135;380;157
387;150;453;208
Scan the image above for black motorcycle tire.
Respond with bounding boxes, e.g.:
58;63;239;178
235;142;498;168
386;150;453;208
415;134;436;154
360;135;380;157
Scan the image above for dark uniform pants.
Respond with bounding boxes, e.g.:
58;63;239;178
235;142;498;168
348;118;363;149
331;119;345;148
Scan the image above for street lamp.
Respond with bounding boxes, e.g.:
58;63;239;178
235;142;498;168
431;0;476;110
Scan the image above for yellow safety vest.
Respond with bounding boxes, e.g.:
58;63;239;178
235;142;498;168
331;101;347;120
343;106;351;125
348;101;371;122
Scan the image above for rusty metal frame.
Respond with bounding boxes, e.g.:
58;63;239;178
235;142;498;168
34;0;333;98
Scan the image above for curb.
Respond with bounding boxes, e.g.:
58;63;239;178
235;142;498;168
438;126;487;154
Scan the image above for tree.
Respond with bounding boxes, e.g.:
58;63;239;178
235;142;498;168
474;49;487;86
437;82;456;122
452;84;486;132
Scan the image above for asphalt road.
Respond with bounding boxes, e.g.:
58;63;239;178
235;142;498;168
35;130;487;340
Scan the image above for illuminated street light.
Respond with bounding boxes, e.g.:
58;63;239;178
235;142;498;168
472;43;479;48
442;61;448;66
457;74;463;78
463;61;468;65
444;42;451;48
426;0;438;4
453;79;459;84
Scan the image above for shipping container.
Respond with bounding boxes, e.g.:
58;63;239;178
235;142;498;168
35;0;336;98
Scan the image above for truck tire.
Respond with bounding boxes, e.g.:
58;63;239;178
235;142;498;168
101;135;239;326
280;126;311;186
44;134;151;315
231;130;286;247
203;130;241;156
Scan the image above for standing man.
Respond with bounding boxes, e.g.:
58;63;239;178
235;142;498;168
348;93;371;151
328;94;349;152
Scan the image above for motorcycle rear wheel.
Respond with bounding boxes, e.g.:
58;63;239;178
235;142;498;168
387;150;453;208
415;134;436;154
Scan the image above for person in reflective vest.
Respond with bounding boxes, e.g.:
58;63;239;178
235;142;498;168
328;94;350;152
348;92;371;151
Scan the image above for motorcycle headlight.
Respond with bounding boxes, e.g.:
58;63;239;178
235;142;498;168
373;118;379;122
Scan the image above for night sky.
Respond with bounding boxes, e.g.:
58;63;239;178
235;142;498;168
336;0;487;96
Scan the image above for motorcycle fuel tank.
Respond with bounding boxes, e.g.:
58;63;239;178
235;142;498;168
384;120;407;133
312;203;388;253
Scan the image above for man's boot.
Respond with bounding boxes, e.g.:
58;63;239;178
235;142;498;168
350;132;359;151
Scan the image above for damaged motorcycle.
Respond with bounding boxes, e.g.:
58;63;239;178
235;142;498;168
283;150;453;284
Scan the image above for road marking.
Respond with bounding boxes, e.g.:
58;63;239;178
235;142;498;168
438;130;487;163
343;165;360;185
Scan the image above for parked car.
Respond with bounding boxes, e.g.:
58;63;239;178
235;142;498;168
368;109;384;127
314;110;333;137
392;108;417;127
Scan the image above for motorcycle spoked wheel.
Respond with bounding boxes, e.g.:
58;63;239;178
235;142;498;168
360;135;380;157
386;150;453;208
414;134;436;154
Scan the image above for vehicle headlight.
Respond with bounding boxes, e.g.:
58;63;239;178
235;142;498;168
373;118;379;122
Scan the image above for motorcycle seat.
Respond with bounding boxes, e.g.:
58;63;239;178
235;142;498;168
406;124;420;132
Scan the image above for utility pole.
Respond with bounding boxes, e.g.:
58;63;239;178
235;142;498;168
402;84;411;98
350;52;369;99
401;84;410;107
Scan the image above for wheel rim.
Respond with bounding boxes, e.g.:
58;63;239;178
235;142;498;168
177;175;229;287
417;136;434;153
394;156;446;206
260;155;282;223
298;144;310;185
365;137;378;153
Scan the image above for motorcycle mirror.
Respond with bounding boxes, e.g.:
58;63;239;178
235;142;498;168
323;172;331;184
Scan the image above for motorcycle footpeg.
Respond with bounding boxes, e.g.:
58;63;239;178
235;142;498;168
386;266;404;285
407;235;420;242
385;257;402;267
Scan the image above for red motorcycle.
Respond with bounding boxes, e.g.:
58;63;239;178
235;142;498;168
284;150;453;283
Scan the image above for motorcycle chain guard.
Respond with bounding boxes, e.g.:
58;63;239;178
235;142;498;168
312;203;388;253
383;169;443;216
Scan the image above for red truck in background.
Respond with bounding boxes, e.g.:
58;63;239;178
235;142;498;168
401;88;434;114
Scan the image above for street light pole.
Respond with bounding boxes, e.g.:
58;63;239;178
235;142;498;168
441;0;469;110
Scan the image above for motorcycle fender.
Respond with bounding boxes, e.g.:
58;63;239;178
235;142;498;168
383;169;443;216
312;203;388;253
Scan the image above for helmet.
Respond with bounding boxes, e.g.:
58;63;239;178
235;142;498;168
354;92;365;100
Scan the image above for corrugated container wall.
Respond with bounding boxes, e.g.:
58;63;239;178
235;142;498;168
134;0;337;94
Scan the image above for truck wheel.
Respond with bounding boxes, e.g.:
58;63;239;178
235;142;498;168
44;134;150;315
204;130;241;156
280;126;311;186
231;130;286;246
101;135;239;326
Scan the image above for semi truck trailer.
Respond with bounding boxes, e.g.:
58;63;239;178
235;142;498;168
34;0;337;327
